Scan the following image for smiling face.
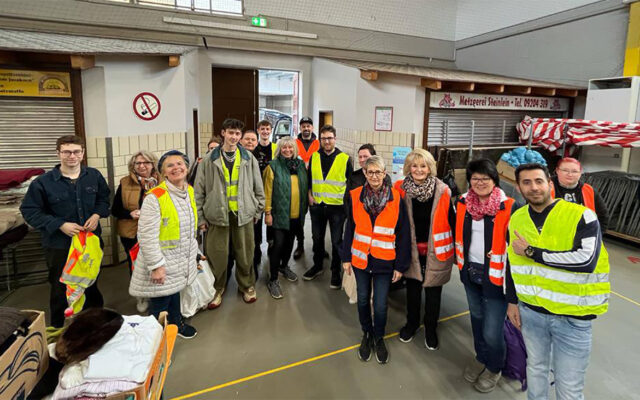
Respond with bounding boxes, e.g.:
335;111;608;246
241;131;258;151
58;144;84;169
281;143;295;159
134;155;153;178
365;166;385;190
300;122;313;138
410;158;430;184
518;168;552;207
222;128;242;148
162;155;187;186
556;161;582;187
470;173;495;198
258;124;272;142
319;131;336;153
358;149;372;169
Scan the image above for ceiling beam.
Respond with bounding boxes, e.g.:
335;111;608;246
505;85;532;95
360;69;378;81
70;55;95;70
420;78;442;90
475;83;505;93
556;88;579;97
531;87;556;96
443;81;475;92
168;55;181;67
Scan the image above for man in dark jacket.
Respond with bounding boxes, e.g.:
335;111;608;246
21;135;110;328
347;143;376;193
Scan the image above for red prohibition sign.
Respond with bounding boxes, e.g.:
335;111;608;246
133;92;161;121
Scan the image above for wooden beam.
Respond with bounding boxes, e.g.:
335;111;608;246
420;78;442;90
169;55;181;67
505;85;532;95
70;55;95;70
531;87;556;96
360;69;378;81
444;81;475;92
556;88;579;97
475;83;504;93
0;51;17;65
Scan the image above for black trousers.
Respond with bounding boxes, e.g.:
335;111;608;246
46;247;104;328
405;278;443;335
269;218;302;281
309;204;345;274
294;208;306;247
253;215;274;269
119;236;137;275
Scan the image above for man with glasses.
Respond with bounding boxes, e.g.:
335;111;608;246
304;124;353;289
551;157;609;230
21;135;110;328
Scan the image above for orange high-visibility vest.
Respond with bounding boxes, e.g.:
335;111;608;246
454;196;514;286
550;181;595;212
350;186;401;269
296;138;320;165
431;188;454;261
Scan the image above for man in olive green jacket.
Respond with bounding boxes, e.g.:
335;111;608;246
194;118;265;307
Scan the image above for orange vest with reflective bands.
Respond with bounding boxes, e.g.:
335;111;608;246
550;182;595;212
454;196;514;286
297;138;320;165
350;186;401;269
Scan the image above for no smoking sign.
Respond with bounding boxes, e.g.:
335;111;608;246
133;92;161;121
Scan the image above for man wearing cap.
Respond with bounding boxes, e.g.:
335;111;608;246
292;116;320;260
194;118;265;308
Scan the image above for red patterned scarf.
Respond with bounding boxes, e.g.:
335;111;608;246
465;187;502;221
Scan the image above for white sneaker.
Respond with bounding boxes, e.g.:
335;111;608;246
136;297;149;313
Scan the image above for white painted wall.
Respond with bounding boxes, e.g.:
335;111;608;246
311;58;358;130
81;67;108;137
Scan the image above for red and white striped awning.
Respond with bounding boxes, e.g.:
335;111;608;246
517;116;640;151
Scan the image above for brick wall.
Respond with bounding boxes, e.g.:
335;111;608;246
337;128;414;170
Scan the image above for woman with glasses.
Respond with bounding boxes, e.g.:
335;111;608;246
341;156;410;364
552;157;609;230
112;151;159;311
454;159;517;393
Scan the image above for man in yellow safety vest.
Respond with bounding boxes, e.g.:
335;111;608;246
506;163;609;400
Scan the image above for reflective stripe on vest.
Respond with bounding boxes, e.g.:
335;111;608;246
221;149;241;211
431;188;454;261
311;152;349;205
148;181;199;250
350;186;401;269
454;195;514;286
550;181;596;212
297;138;320;165
507;200;610;316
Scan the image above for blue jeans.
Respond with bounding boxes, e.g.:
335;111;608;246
519;304;592;400
353;267;392;339
149;292;182;327
464;282;507;373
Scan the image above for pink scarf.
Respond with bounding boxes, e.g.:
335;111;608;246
465;187;502;221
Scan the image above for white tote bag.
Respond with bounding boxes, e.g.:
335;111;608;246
180;259;216;318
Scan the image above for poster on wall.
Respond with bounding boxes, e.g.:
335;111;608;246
375;106;393;131
430;92;570;111
0;69;71;98
392;146;411;183
133;92;161;121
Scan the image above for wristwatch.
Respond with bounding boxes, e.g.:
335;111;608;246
524;246;534;258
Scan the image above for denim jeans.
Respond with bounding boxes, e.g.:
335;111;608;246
353;267;392;339
464;281;508;373
310;204;345;274
519;304;592;400
149;292;182;327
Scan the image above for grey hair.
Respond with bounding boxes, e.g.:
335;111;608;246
128;150;158;175
364;155;385;172
275;137;299;159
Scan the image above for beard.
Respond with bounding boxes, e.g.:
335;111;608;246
524;191;551;206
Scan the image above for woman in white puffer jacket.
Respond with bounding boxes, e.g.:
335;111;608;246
129;150;198;339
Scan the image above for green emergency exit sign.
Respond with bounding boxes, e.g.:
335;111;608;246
251;16;267;27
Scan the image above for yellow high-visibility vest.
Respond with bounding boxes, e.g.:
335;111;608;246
507;200;610;316
148;181;198;249
271;142;277;158
311;152;348;205
221;149;241;212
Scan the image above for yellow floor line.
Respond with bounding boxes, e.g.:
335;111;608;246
612;290;640;307
170;310;470;400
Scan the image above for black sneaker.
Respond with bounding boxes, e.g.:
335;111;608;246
302;266;323;281
398;325;417;343
329;271;341;289
425;331;439;350
375;338;389;364
178;323;197;339
279;266;298;282
267;280;284;299
357;332;373;362
293;245;304;260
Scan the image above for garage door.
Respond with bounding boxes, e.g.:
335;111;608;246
427;109;565;146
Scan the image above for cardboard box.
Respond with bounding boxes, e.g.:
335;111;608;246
105;313;177;400
497;160;516;184
0;310;49;400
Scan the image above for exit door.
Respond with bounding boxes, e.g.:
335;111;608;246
212;67;258;134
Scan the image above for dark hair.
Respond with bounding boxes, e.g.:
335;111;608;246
257;119;272;128
208;136;221;146
221;118;244;131
515;163;550;183
242;129;258;138
319;124;336;137
358;143;376;156
466;158;500;187
56;135;84;151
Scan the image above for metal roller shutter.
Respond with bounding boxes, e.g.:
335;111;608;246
427;109;565;146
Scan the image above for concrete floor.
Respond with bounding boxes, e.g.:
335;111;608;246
2;234;640;400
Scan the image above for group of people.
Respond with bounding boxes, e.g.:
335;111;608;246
20;116;610;399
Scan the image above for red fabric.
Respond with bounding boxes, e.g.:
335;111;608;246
0;168;45;190
465;187;502;221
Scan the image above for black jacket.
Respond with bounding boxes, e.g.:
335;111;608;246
551;176;609;230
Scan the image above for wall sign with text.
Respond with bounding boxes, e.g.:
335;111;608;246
375;106;393;131
430;92;570;112
0;69;71;98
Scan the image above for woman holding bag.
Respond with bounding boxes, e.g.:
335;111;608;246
129;150;198;339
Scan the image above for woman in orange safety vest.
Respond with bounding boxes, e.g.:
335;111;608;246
341;156;410;364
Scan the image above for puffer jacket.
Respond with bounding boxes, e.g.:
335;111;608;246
194;145;265;227
129;181;198;298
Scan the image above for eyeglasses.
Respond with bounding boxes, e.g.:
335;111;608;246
59;150;83;157
135;161;153;167
366;171;385;177
470;177;492;184
558;168;581;175
320;137;335;142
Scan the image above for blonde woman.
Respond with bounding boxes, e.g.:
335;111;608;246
393;149;455;350
262;137;308;299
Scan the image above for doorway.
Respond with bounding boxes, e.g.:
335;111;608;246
319;110;333;127
211;67;258;135
258;69;299;141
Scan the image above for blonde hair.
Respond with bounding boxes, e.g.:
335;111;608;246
275;137;299;159
364;155;385;172
403;148;437;177
128;151;158;176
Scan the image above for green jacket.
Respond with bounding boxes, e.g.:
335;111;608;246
270;156;308;230
194;145;265;227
